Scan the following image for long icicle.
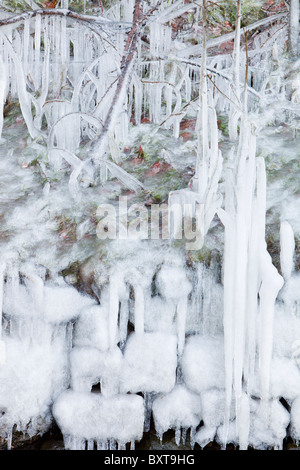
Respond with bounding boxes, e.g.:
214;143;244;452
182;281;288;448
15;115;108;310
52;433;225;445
0;262;6;365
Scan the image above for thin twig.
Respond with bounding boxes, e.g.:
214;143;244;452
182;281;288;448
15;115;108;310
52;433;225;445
207;73;241;110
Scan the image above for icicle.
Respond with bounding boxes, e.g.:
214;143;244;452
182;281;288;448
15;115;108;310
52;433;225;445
119;297;129;351
258;250;284;402
0;56;7;143
34;15;41;90
133;284;144;337
144;392;153;432
280;221;295;282
109;439;116;450
176;297;187;358
108;272;128;349
87;439;94;450
175;427;181;446
63;434;72;449
23;19;30;78
0;261;6;365
97;440;108;450
5;429;12;451
229;0;242;141
130;440;135;450
190;427;196;448
2;34;39;139
181;427;187;445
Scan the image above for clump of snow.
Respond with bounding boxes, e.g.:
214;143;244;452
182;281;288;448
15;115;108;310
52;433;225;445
181;335;225;393
152;384;202;440
120;332;177;394
70;346;123;397
52;390;144;447
200;388;235;429
72;304;110;351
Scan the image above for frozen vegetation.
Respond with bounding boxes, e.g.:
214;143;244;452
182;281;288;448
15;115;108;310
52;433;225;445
0;0;299;451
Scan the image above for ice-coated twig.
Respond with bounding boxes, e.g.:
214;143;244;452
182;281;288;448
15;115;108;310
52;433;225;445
104;160;145;193
176;11;288;57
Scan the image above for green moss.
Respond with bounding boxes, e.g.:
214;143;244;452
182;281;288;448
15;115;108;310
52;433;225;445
217;113;229;136
266;157;300;192
59;260;80;278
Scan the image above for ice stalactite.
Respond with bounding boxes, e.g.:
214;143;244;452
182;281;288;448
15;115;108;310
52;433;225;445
280;220;295;282
228;0;241;142
168;1;223;251
279;220;300;317
217;94;284;449
34;14;42;92
149;22;172;57
61;0;69;9
108;271;128;349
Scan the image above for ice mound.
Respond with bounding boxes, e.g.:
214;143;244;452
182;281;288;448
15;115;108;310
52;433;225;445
43;286;96;324
120;332;177;394
200;388;235;428
156;265;192;299
269;357;300;400
215;398;290;450
152;384;202;442
290;396;300;441
273;307;300;358
0;335;69;447
195;424;218;449
181;335;225;393
52;390;144;449
72;304;110;351
70;346;123;397
247;399;290;450
3;279;95;325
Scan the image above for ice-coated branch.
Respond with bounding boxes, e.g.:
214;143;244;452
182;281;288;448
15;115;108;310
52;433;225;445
89;0;143;164
0;8;130;32
176;11;288;58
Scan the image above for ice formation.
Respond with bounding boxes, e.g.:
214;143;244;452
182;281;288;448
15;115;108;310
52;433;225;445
0;0;299;453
